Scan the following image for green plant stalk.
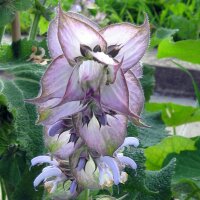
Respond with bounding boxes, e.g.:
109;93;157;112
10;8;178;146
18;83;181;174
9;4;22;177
0;178;7;200
28;0;47;40
84;189;90;200
0;26;5;45
172;61;200;107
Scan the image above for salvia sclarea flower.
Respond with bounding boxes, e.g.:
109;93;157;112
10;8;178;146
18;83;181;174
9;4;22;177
28;4;150;198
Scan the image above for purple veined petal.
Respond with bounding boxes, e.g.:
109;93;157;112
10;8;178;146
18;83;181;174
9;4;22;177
117;17;150;72
101;69;139;119
130;62;143;79
90;51;119;66
38;101;86;125
100;15;150;72
117;155;137;170
47;18;63;58
58;6;107;63
31;156;59;166
79;114;127;156
56;65;85;106
47;119;72;137
67;11;100;31
78;60;104;92
118;137;139;150
33;167;62;187
100;156;120;185
26;55;73;105
125;70;144;116
70;180;77;194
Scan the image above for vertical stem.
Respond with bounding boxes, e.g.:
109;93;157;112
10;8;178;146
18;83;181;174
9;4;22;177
28;0;47;40
0;178;7;200
173;126;176;135
11;12;21;42
84;189;90;200
28;14;40;40
0;26;5;45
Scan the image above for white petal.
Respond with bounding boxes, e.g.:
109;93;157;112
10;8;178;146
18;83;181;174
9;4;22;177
117;155;137;169
31;156;58;166
33;167;62;187
118;137;139;150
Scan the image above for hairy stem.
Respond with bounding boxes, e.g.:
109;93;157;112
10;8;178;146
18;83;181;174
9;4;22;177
11;12;21;42
0;26;5;45
28;0;47;40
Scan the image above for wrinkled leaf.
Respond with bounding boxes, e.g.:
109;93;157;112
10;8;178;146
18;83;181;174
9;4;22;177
137;159;176;200
128;112;168;147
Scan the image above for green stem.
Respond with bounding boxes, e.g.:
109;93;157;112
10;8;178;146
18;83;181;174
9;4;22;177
173;126;176;135
0;26;5;45
28;0;47;40
84;189;90;200
0;178;7;200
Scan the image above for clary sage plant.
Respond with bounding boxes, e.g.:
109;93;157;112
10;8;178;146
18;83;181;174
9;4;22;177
28;5;150;199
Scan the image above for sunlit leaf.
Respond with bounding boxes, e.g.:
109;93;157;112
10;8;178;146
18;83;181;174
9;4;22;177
157;38;200;64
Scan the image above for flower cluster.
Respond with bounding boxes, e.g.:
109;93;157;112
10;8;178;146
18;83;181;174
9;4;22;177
29;5;149;198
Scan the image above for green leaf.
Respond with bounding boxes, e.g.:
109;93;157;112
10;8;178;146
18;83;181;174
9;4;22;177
137;159;176;200
114;148;176;200
0;0;33;26
172;180;200;200
113;148;153;199
145;136;196;170
157;38;200;64
0;1;16;26
0;61;45;158
150;28;179;48
128;112;168;148
14;0;34;11
163;139;200;187
0;58;45;199
163;139;200;199
141;65;155;102
145;102;200;127
0;103;16;155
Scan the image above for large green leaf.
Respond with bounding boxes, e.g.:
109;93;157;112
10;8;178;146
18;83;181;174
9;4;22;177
163;139;200;187
113;148;176;200
146;102;200;127
157;38;200;64
145;136;196;170
0;61;44;158
137;159;176;200
0;0;33;26
0;59;45;199
128;112;168;148
172;180;200;200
